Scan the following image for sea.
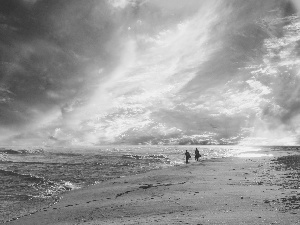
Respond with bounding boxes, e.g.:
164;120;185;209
0;145;299;223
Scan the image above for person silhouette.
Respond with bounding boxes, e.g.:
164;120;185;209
195;148;201;161
185;150;191;164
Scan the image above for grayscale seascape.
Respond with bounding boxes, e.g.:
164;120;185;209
1;0;300;224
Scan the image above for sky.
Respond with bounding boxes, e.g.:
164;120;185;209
0;0;300;146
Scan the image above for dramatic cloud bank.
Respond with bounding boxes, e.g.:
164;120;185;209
1;0;300;146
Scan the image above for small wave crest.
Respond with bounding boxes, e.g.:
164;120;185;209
0;169;45;183
0;148;44;155
0;168;79;200
1;193;34;201
122;154;169;160
0;149;20;154
0;153;8;162
38;181;80;198
51;152;82;157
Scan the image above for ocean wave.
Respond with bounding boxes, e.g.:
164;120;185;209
0;148;44;155
0;168;79;200
38;181;80;199
50;152;83;157
3;161;82;166
121;154;169;160
0;153;8;162
0;149;20;154
0;169;46;184
0;193;34;201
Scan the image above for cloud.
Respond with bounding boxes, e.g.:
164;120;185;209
108;0;135;9
1;0;300;146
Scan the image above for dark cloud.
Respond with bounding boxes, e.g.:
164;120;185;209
0;0;125;128
1;0;300;146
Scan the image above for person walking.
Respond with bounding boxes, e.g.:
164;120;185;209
195;148;201;161
185;150;191;164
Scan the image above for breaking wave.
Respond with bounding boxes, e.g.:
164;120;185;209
0;168;79;201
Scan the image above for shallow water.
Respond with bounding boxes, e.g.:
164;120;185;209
0;145;299;222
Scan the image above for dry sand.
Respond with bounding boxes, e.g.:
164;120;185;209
4;150;300;225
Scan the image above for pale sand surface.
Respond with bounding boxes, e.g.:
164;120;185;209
5;150;300;225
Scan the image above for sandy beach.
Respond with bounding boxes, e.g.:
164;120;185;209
4;150;300;225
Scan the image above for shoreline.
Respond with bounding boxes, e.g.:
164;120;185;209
4;149;300;225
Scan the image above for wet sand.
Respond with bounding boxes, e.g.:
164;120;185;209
5;149;300;225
